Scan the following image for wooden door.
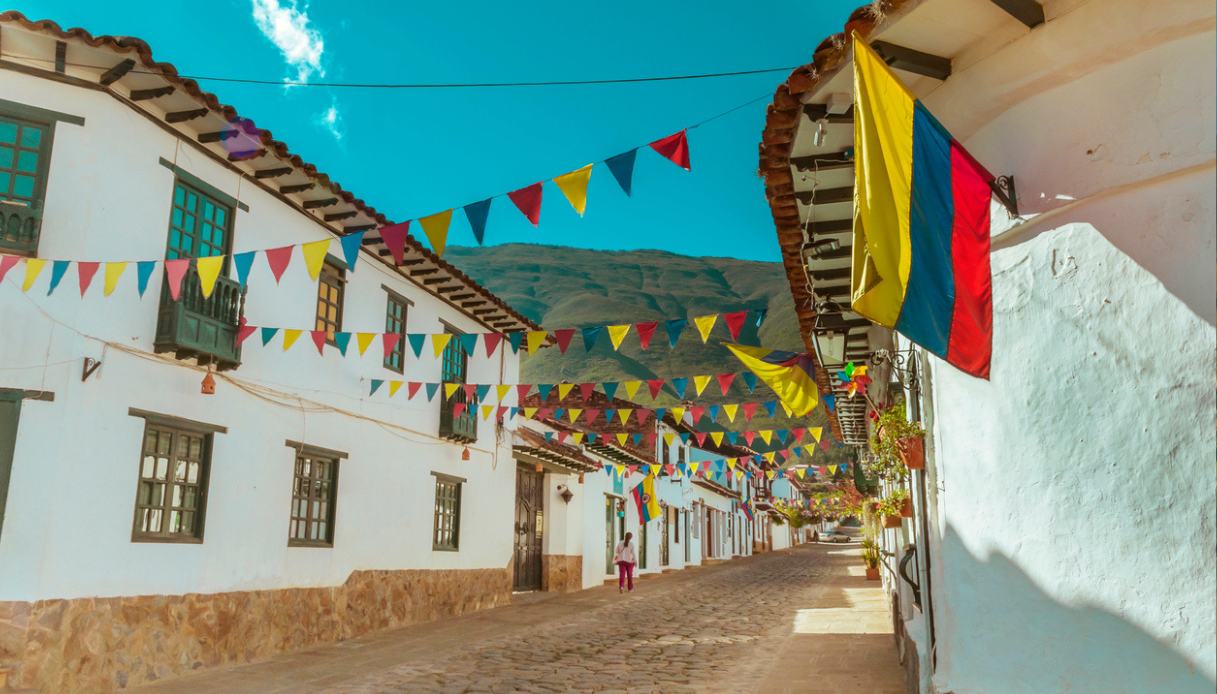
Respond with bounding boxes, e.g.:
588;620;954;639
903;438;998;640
604;495;615;574
513;465;544;591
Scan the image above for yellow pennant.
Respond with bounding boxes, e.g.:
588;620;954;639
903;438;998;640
693;314;718;343
527;331;548;354
649;464;661;477
623;380;642;399
693;375;712;396
523;407;538;419
607;324;631;350
352;332;374;355
102;262;127;297
615;464;626;476
828;464;838;474
431;333;452;357
571;432;584;445
567;408;582;422
282;329;303;351
388;381;404;396
670;406;686;421
766;470;776;480
764;451;776;462
480;405;494;420
727;458;736;470
616;433;629;446
196;255;225;299
780;401;794;417
446;383;463;400
722;403;739;422
557;383;575;400
663;432;674;446
419;209;453;257
796;467;806;479
300;239;331;280
553;164;593;216
21;258;45;292
617;409;632;424
735;470;743;481
759;430;773;444
689;461;700;474
710;431;724;446
810;426;823;442
496;384;512;402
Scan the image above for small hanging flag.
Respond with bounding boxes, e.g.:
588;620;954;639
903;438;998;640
741;371;759;393
754;307;768;327
556;383;575;400
763;401;777;417
495;384;511;402
553;329;575;354
527;330;548;354
722;403;738;422
430;333;452;358
382;333;401;358
742;402;759;421
464;199;493;245
196;256;225;299
370;379;385;396
623;380;642;399
164;259;190;301
516;384;532;403
649;129;691;170
670;378;689;398
0;255;19;284
689;405;706;423
578;382;596;400
301;240;331;280
723;311;748;340
282;329;303;351
420;209;453;257
716;373;737;396
233;251;255;289
824;394;836;412
693;314;718;343
508;331;525;354
665;318;686;348
537;384;554;401
634;321;658;350
406;333;426;358
604;149;638;196
333;332;352;356
507;182;543;226
339;231;365;271
707;404;720;421
607;324;631;351
378;222;412;265
646;379;665;399
483;332;503;357
553;164;593;216
77;261;100;296
601;382;619;400
264;245;294;283
475;384;491;401
444;383;461;401
581;326;602;352
425;382;440;401
457;333;478;356
260;327;279;346
356;332;376;356
46;259;69;295
810;427;823;442
710;431;724;446
693;375;712;397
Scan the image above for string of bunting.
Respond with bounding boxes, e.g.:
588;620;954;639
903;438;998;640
371;371;769;404
520;417;824;450
595;441;847;482
242;308;768;357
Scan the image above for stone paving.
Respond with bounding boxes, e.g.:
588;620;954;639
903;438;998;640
140;544;905;693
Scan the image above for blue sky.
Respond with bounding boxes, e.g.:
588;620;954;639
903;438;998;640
24;1;857;261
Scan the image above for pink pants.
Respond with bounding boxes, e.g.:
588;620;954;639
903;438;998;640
617;561;634;590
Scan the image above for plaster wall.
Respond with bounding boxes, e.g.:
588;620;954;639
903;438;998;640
0;70;521;601
905;3;1216;690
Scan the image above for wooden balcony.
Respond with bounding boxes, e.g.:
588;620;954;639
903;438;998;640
0;200;41;256
439;389;478;443
154;265;245;370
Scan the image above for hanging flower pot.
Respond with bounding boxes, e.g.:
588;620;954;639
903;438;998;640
865;566;880;580
898;436;925;470
883;514;903;528
901;497;913;518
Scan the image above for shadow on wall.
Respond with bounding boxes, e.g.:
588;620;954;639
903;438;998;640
933;524;1215;693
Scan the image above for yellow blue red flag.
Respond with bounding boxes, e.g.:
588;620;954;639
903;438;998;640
630;475;661;523
725;343;818;416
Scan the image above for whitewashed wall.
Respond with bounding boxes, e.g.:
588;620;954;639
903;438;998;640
0;69;520;601
897;1;1216;691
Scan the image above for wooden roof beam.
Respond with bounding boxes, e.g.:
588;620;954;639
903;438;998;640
129;85;175;101
323;210;357;222
871;41;951;81
254;166;293;179
990;0;1044;27
791;150;854;172
449;293;476;301
199;129;239;143
343;223;376;233
794;186;853;205
227;148;264;162
422;276;450;285
98;58;135;86
280;182;315;194
461;300;487;308
410;268;440;277
802;104;853;123
302;198;339;209
165;108;209;124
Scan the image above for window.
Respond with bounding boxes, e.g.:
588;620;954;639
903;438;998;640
0;115;51;255
315;260;345;343
132;422;212;542
167;180;232;261
433;473;462;550
288;445;341;547
439;325;477;441
383;290;409;373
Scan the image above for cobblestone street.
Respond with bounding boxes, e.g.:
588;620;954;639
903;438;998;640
141;544;904;693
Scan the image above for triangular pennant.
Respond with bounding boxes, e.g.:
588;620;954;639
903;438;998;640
744;431;756;446
356;332;376;355
759;430;774;445
46;259;69;295
196;255;225;299
634;321;658;350
616;433;629;446
310;331;326;355
646;379;665;399
301;239;331;280
722;403;739;422
741;371;759;393
556;383;575;401
553;329;575;354
693;375;712;397
495;384;512;403
444;383;461;400
382;333;401;358
458;333;479;356
567;408;582;423
618;409;632;424
164;259;189;301
419;209;453;257
507;331;524;354
764;401;777;417
810;427;823;442
507;182;543;226
670;406;686;421
604;149;638;195
581;326;603;352
475;384;491;401
264;245;293;283
649;129;691;170
453;403;467;418
584;408;600;424
260;327;279;346
710;431;725;446
707;405;720;422
333;332;352;356
722;311;748;341
463;199;493;245
378;222;411;265
369;379;384;396
339;231;365;271
0;255;19;284
483;333;503;358
136;260;157;297
601;382;619;400
714;373;737;396
233;251;255;289
523;407;538;419
407;333;427;358
282;329;302;351
607;324;631;351
537;384;554;401
635;409;651;425
670;378;688;399
430;333;452;358
524;330;546;355
553;164;592;216
623;380;642;400
425;382;440;401
693;314;718;343
689;405;705;423
480;405;494;421
603;408;615;423
102;262;128;297
665;318;686;348
578;382;596;400
741;402;759;421
693;432;707;447
77;261;100;296
514;384;532;403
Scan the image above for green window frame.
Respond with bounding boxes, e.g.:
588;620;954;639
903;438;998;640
288;444;342;548
166;179;233;264
383;288;410;373
0;115;51;256
315;260;345;344
131;422;213;543
433;473;462;551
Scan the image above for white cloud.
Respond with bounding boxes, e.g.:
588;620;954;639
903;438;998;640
316;102;344;140
251;0;325;83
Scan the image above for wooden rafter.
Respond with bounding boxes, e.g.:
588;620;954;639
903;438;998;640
280;182;315;194
990;0;1044;27
129;85;175;101
254;167;293;179
323;210;357;222
301;198;338;209
794;186;853;205
871;41;951;80
98;58;135;86
165;108;209;123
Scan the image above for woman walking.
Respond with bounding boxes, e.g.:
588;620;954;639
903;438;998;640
613;532;637;593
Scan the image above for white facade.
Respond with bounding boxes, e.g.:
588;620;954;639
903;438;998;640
0;60;523;601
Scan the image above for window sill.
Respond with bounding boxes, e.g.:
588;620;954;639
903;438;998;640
432;545;460;552
288;540;334;548
131;535;204;544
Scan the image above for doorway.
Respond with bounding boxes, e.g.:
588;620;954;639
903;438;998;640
604;495;615;575
513;465;544;591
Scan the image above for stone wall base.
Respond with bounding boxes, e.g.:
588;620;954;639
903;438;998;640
0;564;511;692
541;554;582;593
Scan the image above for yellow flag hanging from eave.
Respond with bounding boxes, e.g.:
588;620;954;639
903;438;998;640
553;164;593;216
420;210;453;257
526;330;548;354
724;343;818;417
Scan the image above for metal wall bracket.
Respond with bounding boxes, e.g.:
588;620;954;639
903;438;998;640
990;175;1019;217
82;357;101;382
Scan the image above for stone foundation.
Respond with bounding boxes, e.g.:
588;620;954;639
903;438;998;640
0;565;511;692
540;555;582;593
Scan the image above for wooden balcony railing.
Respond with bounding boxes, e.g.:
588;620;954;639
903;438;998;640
0;200;42;256
439;387;478;442
154;264;245;370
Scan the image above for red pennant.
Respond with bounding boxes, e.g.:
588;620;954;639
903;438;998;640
407;381;422;399
635;321;658;350
507;182;543;226
453;403;467;418
553;329;575;354
77;261;100;296
556;431;569;444
579;382;595;400
496;406;508;420
236;318;256;346
744;431;756;446
664;464;676;476
791;427;806;441
483;333;503;357
693;432;708;447
463;384;477;401
584;409;600;424
689;405;705;423
378;222;412;265
715;373;737;396
646;379;665;399
164;259;190;301
742;402;759;421
516;384;532;403
0;255;19;284
635;409;651;425
536;407;552;419
723;311;748;340
644;431;656;446
820;438;831;451
627;465;639;475
310;330;327;355
382;333;401;357
649;129;691;170
264;246;293;283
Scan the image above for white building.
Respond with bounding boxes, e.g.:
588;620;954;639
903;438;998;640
0;12;540;692
760;0;1215;692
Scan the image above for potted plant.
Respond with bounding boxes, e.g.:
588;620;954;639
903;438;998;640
876;490;906;528
861;539;881;580
874;402;926;470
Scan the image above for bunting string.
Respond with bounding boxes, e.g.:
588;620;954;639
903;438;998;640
582;440;846;483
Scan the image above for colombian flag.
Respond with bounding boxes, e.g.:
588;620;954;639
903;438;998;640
631;475;661;523
851;35;993;379
725;344;818;416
